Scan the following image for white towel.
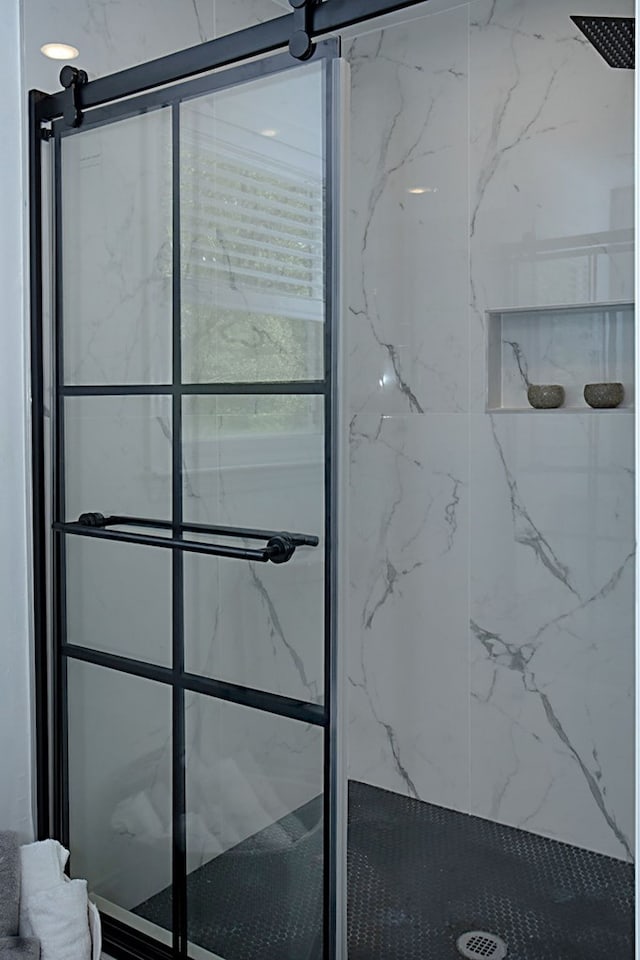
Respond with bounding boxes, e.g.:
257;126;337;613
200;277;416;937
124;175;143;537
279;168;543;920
22;879;91;960
19;842;92;960
88;902;101;960
19;842;67;901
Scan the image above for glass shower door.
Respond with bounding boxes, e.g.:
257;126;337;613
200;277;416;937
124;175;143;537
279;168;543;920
52;46;342;960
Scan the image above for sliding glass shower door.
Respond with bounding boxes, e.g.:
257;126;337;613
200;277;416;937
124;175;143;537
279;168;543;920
49;45;343;960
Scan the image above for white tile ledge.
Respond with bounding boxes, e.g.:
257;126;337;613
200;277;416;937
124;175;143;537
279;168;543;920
488;406;634;414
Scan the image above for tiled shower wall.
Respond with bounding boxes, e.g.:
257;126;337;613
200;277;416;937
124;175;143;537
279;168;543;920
346;0;635;861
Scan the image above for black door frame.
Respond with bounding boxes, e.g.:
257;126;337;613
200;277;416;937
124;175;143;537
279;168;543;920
28;3;431;959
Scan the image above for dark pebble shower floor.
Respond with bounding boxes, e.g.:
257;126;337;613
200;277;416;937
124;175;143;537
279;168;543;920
134;780;634;960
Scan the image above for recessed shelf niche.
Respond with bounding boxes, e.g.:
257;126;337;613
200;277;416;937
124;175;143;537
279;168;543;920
487;301;634;413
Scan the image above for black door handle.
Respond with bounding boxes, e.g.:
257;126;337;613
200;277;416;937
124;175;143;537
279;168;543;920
52;513;319;565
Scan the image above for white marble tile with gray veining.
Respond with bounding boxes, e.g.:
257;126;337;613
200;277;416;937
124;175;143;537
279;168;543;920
349;413;470;810
26;0;210;90
469;411;635;859
469;0;634;411
495;304;634;410
346;6;470;416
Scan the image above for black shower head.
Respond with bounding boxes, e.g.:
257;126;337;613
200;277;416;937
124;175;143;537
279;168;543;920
570;16;635;69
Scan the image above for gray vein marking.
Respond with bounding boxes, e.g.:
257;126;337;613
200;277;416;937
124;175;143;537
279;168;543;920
471;62;559;238
504;339;530;387
532;549;635;642
355;82;443;415
490;417;580;598
443;474;462;553
349;306;425;412
190;0;207;42
485;0;497;27
364;558;424;631
538;691;632;859
349;677;419;800
471;619;632;859
249;564;319;701
368;321;425;414
155;415;202;502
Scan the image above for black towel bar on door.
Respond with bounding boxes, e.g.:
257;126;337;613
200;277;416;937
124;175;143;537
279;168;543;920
53;513;320;564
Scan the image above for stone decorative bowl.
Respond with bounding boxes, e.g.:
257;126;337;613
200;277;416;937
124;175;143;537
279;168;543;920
527;384;565;409
583;382;624;409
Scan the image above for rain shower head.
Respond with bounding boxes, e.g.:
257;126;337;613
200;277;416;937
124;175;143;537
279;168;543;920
570;15;635;69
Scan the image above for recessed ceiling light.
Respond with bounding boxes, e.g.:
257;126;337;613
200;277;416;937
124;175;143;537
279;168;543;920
407;186;438;195
260;128;278;137
41;42;80;61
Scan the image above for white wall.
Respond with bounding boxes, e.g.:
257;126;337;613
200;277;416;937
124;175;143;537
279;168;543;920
0;0;34;841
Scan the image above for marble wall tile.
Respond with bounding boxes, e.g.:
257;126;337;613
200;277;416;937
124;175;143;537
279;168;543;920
24;0;208;91
468;412;635;859
346;6;470;415
195;0;286;41
346;0;635;863
348;413;470;810
468;0;635;411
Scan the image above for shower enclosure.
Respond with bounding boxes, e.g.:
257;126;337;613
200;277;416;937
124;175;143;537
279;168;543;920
30;20;349;960
29;1;636;960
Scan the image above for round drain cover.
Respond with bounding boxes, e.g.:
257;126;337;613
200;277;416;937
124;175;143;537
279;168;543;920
457;931;508;959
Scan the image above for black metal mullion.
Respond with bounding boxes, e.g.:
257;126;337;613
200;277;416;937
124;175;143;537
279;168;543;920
59;380;327;397
321;55;337;960
171;101;188;960
60;384;174;396
52;132;70;848
180;671;326;727
29;90;50;841
60;644;326;727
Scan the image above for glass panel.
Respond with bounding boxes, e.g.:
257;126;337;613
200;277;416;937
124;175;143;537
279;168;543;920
190;695;324;960
67;660;172;944
180;64;325;384
64;395;173;522
66;537;172;666
200;1;288;41
182;394;324;531
61;108;172;386
184;548;324;702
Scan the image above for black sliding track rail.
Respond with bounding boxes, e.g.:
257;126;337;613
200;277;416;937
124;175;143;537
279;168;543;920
33;0;431;124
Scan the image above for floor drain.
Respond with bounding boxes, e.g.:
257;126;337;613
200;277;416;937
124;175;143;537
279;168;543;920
457;931;508;959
